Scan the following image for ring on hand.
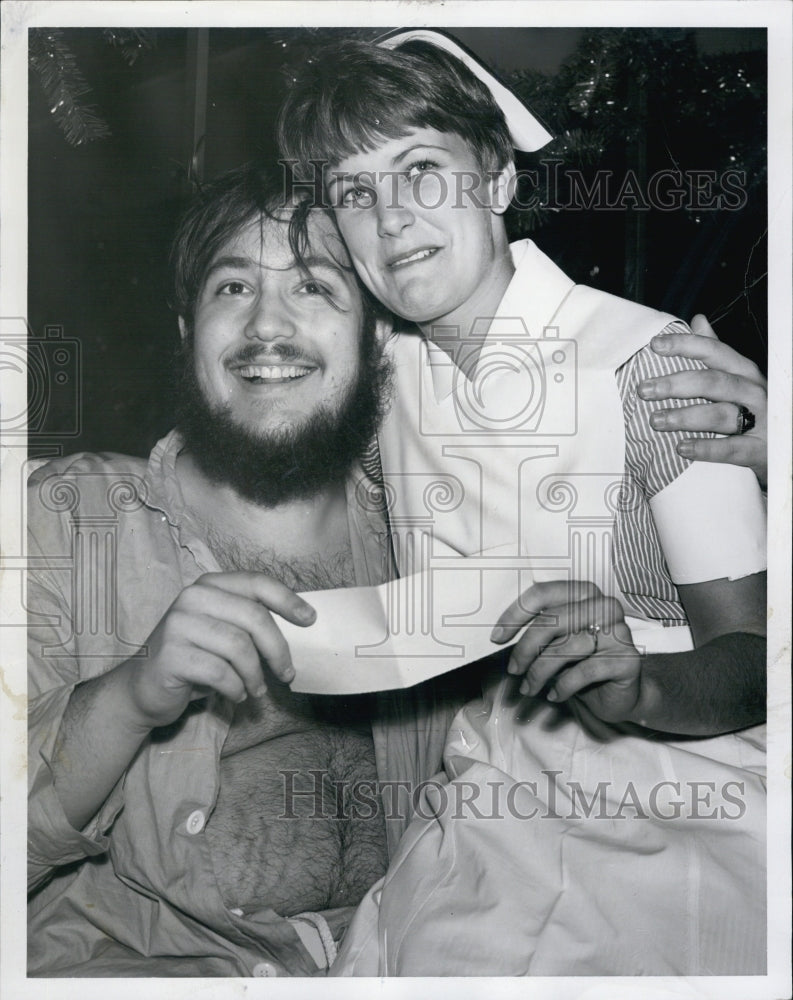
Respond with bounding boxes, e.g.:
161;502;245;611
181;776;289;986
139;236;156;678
736;405;756;435
586;623;601;655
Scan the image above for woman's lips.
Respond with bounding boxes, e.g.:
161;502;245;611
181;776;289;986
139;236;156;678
387;246;440;269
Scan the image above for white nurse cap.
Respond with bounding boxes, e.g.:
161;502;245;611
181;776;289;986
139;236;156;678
375;28;554;152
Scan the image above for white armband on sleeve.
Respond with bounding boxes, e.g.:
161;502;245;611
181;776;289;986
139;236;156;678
649;461;766;584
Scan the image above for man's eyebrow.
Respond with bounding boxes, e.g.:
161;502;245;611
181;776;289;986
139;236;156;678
294;254;349;274
204;252;349;278
203;255;256;279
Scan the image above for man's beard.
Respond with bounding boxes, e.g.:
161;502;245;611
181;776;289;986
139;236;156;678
175;334;392;508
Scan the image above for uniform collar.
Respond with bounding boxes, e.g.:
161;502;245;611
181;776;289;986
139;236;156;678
424;239;576;403
498;239;576;336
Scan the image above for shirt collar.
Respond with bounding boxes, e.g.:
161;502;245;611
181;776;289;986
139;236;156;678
144;428;191;526
144;428;219;571
145;428;388;587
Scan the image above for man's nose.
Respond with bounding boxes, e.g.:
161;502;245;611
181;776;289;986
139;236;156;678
375;192;415;238
243;292;297;340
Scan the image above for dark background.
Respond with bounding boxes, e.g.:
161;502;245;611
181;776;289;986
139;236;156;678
28;27;767;459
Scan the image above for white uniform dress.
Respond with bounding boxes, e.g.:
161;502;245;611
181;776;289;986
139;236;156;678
332;240;767;976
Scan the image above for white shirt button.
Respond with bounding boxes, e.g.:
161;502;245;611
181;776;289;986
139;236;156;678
252;961;280;977
185;809;205;835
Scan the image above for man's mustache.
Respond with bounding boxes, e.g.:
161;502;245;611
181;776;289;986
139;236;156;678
228;342;318;367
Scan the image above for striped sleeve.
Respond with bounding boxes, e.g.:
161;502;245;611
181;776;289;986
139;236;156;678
612;320;714;623
616;320;713;500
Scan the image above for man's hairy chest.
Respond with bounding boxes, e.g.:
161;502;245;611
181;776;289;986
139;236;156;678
204;524;357;591
199;522;387;914
205;689;387;917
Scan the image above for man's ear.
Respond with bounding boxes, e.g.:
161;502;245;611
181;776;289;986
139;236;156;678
490;161;517;216
178;316;189;342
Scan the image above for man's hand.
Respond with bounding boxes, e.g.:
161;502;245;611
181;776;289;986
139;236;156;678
491;581;642;724
638;315;768;489
126;572;316;731
48;572;316;832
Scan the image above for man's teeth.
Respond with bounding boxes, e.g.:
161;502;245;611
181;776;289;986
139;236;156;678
392;248;436;268
238;365;311;381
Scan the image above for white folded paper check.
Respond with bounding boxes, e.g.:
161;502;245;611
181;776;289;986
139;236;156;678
282;562;532;694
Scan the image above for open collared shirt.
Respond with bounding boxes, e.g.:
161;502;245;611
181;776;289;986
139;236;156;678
27;429;459;976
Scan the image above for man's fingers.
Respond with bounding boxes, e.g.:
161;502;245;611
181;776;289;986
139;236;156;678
650;332;764;384
491;580;601;643
168;610;264;701
197;571;317;627
638;367;767;408
650;401;745;435
689;314;718;340
675;435;765;470
179;648;248;704
178;582;297;684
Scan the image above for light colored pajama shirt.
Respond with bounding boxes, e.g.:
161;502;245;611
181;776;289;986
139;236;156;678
27;430;460;976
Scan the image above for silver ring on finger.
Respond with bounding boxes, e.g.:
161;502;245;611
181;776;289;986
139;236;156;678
586;623;601;655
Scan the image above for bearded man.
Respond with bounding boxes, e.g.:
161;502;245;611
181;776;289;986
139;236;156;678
27;163;462;977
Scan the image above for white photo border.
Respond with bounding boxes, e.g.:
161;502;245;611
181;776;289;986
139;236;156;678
2;3;790;999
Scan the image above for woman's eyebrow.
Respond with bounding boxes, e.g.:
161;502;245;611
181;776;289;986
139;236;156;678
328;144;450;188
390;144;449;166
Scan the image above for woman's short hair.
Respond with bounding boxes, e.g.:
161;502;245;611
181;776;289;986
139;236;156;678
277;39;513;176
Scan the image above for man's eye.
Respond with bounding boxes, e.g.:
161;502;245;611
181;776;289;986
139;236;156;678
299;280;332;297
217;281;250;296
342;187;375;208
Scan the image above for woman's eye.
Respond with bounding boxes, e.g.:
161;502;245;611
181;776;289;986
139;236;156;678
406;159;439;180
342;187;375;208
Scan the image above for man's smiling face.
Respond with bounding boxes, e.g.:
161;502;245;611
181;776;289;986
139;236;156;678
176;205;391;506
328;126;513;331
183;209;366;439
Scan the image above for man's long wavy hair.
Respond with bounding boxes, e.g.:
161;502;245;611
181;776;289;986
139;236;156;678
169;161;382;331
